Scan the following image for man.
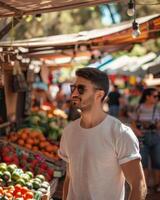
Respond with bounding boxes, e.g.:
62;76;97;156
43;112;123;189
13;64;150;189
58;67;147;200
108;84;121;118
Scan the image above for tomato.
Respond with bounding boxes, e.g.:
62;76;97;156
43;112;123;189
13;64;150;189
0;186;4;194
14;191;22;198
14;184;22;192
21;186;28;195
24;191;34;199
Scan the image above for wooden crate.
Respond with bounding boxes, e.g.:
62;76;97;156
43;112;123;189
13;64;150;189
0;138;65;174
41;185;51;200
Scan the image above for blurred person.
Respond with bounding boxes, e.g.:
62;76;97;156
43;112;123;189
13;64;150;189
55;83;66;109
132;88;160;192
58;67;147;200
108;84;121;118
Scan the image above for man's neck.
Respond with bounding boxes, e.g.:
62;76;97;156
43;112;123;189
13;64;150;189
80;110;107;129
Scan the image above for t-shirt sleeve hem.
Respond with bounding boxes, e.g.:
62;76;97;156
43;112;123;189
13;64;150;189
119;154;141;165
58;149;69;163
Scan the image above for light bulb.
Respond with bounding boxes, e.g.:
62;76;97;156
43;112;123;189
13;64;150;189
25;15;33;23
127;0;135;16
132;29;141;38
132;21;141;38
35;14;42;22
127;8;135;16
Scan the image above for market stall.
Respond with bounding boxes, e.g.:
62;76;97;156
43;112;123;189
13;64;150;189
0;56;67;199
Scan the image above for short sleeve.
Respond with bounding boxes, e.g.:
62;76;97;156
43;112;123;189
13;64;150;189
115;124;141;165
58;130;69;163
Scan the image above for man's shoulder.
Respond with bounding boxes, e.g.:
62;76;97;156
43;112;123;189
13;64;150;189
107;115;133;135
107;114;121;126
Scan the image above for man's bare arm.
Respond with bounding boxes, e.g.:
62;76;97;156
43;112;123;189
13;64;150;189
63;164;70;200
121;159;147;200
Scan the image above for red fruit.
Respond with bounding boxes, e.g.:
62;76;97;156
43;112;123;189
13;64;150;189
14;191;22;198
45;174;51;182
2;146;10;153
12;157;19;166
31;160;38;166
24;191;34;199
21;186;28;195
37;167;45;174
3;156;13;162
47;168;54;177
39;163;47;170
14;184;22;193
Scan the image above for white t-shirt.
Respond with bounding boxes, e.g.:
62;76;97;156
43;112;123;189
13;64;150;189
58;115;141;200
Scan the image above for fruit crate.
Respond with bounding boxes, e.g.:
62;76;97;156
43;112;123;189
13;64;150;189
41;185;50;200
5;132;64;167
0;138;64;198
49;178;58;197
0;138;65;177
0;186;50;200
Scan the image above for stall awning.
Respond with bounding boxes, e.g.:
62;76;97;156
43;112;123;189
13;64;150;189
0;0;119;17
0;14;159;50
99;52;157;76
0;14;159;66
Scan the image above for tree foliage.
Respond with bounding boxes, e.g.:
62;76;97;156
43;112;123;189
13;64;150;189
1;1;160;41
12;7;103;40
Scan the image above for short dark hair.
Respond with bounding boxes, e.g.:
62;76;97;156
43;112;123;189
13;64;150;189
75;67;109;100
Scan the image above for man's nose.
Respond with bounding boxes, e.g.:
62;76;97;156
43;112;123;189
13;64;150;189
71;88;79;96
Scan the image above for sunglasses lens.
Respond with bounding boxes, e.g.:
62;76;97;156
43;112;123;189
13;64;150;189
70;84;85;95
77;85;85;95
70;85;75;93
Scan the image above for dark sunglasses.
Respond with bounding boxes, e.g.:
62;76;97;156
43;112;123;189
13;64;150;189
70;84;102;95
153;95;158;98
70;84;86;95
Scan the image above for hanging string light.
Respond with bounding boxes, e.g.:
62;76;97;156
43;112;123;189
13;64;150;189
35;14;42;22
127;0;135;17
130;0;141;38
132;20;141;38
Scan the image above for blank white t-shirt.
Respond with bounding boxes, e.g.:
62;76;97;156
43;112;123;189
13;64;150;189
58;115;141;200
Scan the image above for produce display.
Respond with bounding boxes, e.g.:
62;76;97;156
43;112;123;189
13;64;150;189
0;109;66;199
0;141;58;182
0;184;34;199
0;162;50;199
19;111;67;141
7;128;59;161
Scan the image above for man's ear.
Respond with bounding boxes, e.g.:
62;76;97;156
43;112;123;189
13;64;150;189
103;96;108;103
96;90;105;101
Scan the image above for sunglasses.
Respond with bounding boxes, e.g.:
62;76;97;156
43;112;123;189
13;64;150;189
70;84;102;95
70;84;87;95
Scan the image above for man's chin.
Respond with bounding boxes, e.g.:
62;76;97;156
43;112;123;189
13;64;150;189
72;102;80;108
71;100;80;106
